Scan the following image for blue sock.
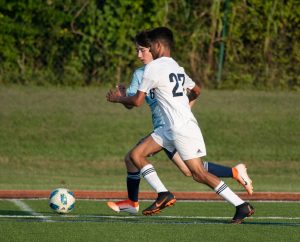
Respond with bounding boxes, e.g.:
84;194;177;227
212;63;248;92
204;161;233;178
127;171;140;202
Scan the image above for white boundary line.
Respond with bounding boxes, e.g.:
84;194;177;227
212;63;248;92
1;199;299;225
9;199;54;222
1;214;300;220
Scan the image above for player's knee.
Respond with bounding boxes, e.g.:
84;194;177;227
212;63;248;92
191;171;207;183
129;150;138;163
130;148;151;169
124;152;132;164
129;149;144;166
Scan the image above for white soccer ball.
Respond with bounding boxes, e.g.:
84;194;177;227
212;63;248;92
49;188;75;214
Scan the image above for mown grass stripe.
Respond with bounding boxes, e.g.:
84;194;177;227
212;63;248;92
1;214;300;220
1;216;299;227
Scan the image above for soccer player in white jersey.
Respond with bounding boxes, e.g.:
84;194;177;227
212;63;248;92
107;31;253;216
107;27;255;223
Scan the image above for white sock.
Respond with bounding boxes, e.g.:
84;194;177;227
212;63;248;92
214;181;244;206
141;164;168;193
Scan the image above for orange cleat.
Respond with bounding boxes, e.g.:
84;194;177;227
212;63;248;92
233;164;254;195
107;199;139;214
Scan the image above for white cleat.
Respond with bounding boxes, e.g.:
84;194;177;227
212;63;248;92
107;199;139;214
234;164;253;195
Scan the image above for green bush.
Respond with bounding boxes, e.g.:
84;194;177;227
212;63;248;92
0;0;299;89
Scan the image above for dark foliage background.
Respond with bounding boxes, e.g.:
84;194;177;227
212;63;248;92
0;0;299;89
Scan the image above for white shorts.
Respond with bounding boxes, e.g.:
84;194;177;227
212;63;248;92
151;120;207;160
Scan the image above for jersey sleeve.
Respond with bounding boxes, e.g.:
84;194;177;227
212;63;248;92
184;73;196;90
126;68;143;97
138;63;159;94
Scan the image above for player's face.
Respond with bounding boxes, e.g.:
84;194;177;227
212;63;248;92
136;45;153;64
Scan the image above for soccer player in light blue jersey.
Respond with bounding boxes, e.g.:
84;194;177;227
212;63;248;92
107;30;253;217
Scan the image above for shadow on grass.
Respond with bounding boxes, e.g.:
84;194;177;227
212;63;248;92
1;212;299;227
244;221;300;227
0;210;31;215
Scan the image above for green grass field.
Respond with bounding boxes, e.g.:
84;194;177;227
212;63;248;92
0;199;299;242
0;86;300;241
0;86;299;192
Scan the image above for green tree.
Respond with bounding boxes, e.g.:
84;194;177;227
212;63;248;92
0;0;298;89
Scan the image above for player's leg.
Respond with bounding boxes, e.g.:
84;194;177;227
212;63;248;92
166;151;192;176
123;134;165;203
166;149;231;178
108;133;174;215
130;135;169;194
106;149;141;214
107;135;149;214
168;150;253;194
133;131;176;215
203;161;253;194
175;120;254;223
124;150;141;202
203;161;233;177
184;157;255;223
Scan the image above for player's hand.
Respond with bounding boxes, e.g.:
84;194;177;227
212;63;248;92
116;83;127;97
106;89;121;103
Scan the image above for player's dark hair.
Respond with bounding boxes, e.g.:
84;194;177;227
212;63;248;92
147;27;174;49
134;30;151;48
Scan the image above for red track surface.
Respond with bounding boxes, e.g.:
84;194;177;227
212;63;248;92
0;190;299;201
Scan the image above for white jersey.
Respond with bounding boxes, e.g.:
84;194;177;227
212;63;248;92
138;57;196;131
138;57;206;160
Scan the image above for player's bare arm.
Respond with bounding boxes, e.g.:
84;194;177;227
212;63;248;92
187;84;201;107
116;84;135;109
106;89;146;107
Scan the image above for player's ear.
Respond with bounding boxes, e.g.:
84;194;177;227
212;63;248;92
151;41;159;50
156;41;162;51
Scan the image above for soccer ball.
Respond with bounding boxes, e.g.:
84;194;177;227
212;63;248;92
49;188;75;214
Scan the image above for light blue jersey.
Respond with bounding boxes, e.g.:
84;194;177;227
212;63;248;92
126;66;165;130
